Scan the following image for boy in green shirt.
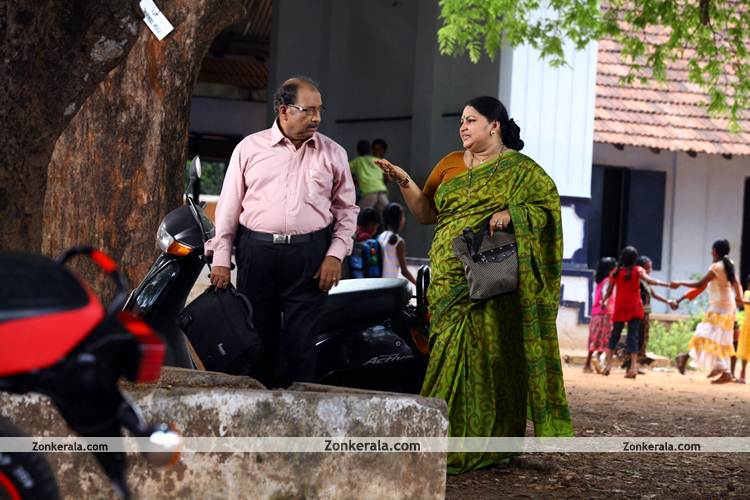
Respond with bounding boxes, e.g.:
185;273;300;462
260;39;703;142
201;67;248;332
349;139;389;211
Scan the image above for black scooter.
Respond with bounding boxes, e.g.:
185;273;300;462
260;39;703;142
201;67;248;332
125;156;430;393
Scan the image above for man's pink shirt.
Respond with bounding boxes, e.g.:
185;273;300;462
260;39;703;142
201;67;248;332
208;121;359;268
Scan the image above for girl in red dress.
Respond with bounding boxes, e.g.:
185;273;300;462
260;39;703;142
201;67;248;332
601;246;673;378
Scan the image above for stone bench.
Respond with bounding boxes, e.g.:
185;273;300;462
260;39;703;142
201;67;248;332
1;368;448;499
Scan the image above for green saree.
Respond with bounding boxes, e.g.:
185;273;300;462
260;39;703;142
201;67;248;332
421;150;573;474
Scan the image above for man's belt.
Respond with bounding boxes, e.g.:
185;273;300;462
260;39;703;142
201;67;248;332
240;226;329;245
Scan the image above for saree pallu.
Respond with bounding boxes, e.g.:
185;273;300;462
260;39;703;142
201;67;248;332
421;151;573;474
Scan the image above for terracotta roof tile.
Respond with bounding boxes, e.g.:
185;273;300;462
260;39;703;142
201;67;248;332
594;35;749;155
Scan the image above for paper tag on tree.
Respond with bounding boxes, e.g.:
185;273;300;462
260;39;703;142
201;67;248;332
139;0;174;40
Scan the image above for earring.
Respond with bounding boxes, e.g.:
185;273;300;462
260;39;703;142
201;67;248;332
490;131;495;136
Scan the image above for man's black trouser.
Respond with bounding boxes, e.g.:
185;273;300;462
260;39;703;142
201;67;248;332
235;226;328;388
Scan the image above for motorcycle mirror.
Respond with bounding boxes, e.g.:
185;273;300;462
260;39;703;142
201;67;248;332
192;155;202;179
186;155;202;202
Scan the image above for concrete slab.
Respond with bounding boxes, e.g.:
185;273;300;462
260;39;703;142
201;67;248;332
1;368;448;499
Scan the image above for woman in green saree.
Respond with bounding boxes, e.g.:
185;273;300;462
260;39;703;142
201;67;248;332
375;96;572;474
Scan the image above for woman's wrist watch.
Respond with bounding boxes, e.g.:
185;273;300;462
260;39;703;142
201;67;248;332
397;175;411;187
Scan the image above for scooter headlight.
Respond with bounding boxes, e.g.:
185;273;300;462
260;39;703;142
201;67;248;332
157;223;193;256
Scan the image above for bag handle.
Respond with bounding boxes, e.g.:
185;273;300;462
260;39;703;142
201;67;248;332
462;216;514;261
217;284;255;330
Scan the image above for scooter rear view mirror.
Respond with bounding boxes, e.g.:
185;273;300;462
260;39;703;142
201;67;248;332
186;155;202;202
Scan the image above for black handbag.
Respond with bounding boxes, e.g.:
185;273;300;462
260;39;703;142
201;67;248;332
176;284;263;375
451;222;519;300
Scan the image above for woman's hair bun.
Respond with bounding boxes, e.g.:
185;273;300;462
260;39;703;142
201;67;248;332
465;96;524;151
501;118;524;151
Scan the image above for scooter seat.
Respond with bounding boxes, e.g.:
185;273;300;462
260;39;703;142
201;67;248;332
0;252;106;377
0;252;89;322
319;278;411;330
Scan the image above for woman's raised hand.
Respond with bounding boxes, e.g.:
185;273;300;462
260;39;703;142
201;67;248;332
374;158;409;185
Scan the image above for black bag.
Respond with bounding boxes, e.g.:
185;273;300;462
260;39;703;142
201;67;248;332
451;223;518;301
176;285;263;375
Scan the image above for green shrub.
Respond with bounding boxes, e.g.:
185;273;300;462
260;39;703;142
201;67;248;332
648;316;701;362
650;308;745;363
184;160;228;195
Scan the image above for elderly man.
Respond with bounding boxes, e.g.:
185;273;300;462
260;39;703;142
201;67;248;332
209;76;358;388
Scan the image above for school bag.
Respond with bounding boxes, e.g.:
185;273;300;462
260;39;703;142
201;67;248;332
349;238;382;278
176;284;263;376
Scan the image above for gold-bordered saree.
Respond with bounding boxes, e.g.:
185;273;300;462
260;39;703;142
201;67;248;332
421;150;573;474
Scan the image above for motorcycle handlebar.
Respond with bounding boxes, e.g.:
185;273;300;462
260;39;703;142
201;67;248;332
56;246;129;315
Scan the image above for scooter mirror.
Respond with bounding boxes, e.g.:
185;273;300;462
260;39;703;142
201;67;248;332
192;155;202;179
186;155;202;202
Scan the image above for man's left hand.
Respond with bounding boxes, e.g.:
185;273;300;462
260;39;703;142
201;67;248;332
314;255;341;291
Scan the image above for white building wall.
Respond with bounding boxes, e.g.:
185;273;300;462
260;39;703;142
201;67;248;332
499;40;597;198
673;153;749;280
498;34;599;315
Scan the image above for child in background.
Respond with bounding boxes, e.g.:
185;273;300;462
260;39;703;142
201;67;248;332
737;275;750;383
349;140;389;211
628;256;677;372
377;203;416;285
349;207;383;279
355;207;381;242
672;239;743;383
584;257;617;373
602;246;673;378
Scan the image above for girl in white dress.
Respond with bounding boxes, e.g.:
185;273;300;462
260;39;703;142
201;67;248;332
674;239;744;384
377;203;416;284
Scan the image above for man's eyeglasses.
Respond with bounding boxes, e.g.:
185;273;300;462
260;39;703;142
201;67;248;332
287;104;326;116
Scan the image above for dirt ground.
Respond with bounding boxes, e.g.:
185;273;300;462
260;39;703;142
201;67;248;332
446;364;750;499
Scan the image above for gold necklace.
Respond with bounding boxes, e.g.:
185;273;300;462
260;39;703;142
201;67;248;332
467;147;507;200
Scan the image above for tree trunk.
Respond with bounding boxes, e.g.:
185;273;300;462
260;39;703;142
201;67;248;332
42;0;246;294
0;1;142;252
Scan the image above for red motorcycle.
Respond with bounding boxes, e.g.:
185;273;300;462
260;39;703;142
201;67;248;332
0;247;180;499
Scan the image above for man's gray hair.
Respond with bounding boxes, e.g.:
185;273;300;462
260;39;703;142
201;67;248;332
272;76;320;113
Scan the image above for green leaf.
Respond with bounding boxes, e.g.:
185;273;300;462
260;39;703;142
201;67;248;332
438;0;750;131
